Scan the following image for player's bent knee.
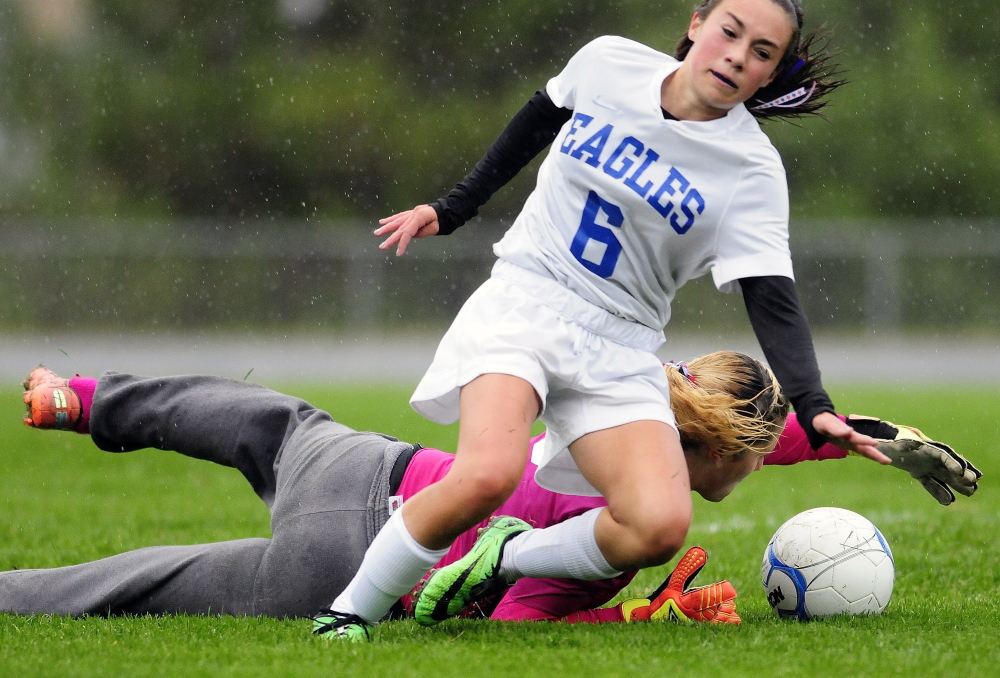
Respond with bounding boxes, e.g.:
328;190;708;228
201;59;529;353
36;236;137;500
651;520;690;562
462;471;521;510
440;466;521;517
624;511;692;569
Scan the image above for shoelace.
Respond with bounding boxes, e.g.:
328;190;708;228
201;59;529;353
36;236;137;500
310;609;369;637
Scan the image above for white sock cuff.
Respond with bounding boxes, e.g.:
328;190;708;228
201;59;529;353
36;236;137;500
567;507;622;580
394;510;452;560
502;507;622;582
330;509;452;621
367;511;450;594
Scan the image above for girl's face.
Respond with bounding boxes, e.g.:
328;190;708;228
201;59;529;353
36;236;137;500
686;415;783;503
695;440;773;502
683;0;795;115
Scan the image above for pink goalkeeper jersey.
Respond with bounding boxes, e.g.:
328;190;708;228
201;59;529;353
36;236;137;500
394;413;848;621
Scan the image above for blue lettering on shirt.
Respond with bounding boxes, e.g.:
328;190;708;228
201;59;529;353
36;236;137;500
560;112;705;232
671;189;705;234
570;124;613;167
623;149;659;198
559;113;594;155
647;167;690;218
602;137;644;179
570;191;624;278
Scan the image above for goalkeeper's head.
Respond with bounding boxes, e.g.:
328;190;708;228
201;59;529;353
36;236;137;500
665;351;790;501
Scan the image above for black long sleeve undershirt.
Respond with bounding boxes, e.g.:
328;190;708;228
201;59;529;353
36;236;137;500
431;90;572;235
740;275;835;449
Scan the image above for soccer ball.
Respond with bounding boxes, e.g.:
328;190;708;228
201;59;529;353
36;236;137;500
761;507;894;620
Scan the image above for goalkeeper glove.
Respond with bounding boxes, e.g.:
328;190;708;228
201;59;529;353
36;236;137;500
847;415;982;506
618;546;740;625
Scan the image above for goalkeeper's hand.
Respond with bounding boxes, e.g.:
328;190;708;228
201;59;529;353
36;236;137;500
847;415;982;506
617;546;740;625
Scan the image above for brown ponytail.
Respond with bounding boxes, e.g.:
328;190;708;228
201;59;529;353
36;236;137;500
747;30;847;120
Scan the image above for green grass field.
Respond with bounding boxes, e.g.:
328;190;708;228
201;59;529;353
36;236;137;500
1;381;998;677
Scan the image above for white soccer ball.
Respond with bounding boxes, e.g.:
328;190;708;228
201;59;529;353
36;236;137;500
761;507;894;620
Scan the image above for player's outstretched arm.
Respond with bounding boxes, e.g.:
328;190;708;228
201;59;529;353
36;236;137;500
811;412;889;464
374;204;440;257
560;547;740;625
846;415;982;506
375;90;571;258
768;413;980;506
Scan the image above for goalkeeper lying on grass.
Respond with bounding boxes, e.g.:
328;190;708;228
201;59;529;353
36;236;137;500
11;352;979;639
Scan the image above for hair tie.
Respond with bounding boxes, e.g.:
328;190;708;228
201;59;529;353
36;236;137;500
784;58;806;80
751;81;817;110
665;360;697;384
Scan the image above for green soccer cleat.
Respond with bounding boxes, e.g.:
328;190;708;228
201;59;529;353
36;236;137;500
413;515;531;626
311;609;372;642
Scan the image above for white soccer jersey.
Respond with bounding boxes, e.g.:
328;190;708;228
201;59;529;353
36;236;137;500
493;35;794;331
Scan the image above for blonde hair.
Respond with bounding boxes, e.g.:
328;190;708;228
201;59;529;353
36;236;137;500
665;351;790;459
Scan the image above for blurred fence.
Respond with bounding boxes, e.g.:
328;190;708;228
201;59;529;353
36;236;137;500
2;219;999;334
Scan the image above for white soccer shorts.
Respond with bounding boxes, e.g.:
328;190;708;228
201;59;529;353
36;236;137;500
410;265;676;496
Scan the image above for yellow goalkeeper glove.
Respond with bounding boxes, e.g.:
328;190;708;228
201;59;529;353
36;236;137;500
847;415;981;505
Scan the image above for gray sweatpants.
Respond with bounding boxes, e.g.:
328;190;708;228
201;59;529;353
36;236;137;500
0;373;414;618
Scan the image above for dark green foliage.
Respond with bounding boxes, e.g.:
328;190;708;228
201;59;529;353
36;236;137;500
0;0;997;222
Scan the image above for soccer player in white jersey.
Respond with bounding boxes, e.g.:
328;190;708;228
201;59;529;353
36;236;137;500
321;0;890;640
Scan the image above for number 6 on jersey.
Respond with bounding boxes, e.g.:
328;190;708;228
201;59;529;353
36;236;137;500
570;191;624;279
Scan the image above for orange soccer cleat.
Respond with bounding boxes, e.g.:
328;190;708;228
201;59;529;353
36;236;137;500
23;367;82;430
23;366;71;391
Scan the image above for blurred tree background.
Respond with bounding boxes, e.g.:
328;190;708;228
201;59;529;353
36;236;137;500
1;0;997;222
0;0;997;333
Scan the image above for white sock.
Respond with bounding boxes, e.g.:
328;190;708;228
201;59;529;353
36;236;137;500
499;507;622;581
330;510;450;624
